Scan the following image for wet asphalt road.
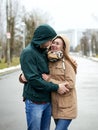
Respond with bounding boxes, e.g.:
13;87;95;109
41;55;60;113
0;56;98;130
69;56;98;130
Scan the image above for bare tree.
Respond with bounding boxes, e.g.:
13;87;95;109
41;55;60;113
80;34;89;56
0;0;6;61
21;8;54;46
5;0;22;64
1;1;56;63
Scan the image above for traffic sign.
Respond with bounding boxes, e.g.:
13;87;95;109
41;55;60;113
7;32;11;39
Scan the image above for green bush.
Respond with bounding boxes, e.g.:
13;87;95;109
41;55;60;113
96;55;98;58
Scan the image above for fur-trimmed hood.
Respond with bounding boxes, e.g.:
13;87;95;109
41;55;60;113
53;34;70;55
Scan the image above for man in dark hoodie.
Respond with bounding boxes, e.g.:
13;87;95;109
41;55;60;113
20;24;68;130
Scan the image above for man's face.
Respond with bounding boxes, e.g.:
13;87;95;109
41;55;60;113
40;40;52;49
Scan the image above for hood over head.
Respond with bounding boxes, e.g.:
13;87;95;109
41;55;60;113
31;24;57;47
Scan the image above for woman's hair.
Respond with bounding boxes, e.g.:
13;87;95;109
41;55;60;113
63;50;77;73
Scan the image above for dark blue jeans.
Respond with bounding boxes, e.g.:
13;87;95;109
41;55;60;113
25;100;51;130
54;119;72;130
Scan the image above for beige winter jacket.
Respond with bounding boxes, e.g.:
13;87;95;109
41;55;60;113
48;34;77;119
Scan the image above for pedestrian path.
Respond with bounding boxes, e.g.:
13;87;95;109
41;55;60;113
0;65;20;75
0;56;98;76
89;56;98;62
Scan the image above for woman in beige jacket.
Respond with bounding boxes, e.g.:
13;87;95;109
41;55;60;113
42;34;77;130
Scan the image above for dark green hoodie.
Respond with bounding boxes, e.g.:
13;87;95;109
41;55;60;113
20;24;59;103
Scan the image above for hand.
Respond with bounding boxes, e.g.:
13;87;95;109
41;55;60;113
64;81;69;88
73;60;77;67
58;82;69;95
42;73;50;81
71;57;78;67
19;73;27;83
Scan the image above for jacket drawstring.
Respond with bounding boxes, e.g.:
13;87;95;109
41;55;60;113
62;58;66;80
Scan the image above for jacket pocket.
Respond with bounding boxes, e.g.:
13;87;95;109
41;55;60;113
55;64;65;75
57;92;72;108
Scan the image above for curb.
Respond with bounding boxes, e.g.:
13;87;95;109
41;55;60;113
89;57;98;62
0;56;98;76
0;65;21;76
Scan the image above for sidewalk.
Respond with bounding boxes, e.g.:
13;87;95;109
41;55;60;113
89;56;98;62
0;65;20;76
0;56;98;76
72;52;98;62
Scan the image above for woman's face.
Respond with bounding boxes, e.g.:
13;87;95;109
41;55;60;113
51;38;64;52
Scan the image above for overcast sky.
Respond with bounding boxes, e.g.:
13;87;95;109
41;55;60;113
21;0;98;31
